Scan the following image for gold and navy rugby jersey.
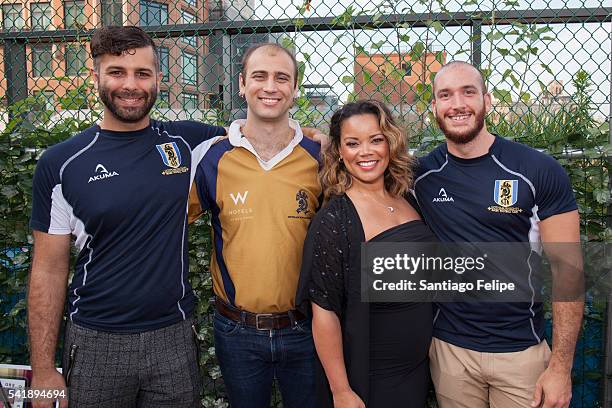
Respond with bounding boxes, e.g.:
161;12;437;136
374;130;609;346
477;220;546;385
191;119;321;313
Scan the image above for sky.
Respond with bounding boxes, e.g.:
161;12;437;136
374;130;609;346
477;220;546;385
247;0;610;120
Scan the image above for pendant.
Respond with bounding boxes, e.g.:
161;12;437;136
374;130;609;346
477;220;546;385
387;206;395;213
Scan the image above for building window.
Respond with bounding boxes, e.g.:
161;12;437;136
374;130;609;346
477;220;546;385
185;0;196;7
182;93;198;109
31;2;52;30
32;44;53;77
2;4;25;30
157;47;169;81
402;62;411;76
65;44;88;75
181;10;197;47
64;0;86;28
102;0;122;26
182;52;197;85
139;0;167;26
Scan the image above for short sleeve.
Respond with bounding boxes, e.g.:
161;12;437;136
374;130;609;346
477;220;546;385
192;138;231;215
535;155;577;220
187;181;204;223
298;210;346;316
30;151;71;234
193;161;211;212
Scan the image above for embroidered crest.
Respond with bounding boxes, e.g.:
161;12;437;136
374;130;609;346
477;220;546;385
296;190;310;214
494;180;518;207
156;142;182;168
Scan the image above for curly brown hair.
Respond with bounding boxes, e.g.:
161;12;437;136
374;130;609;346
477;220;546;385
90;26;158;72
320;100;414;201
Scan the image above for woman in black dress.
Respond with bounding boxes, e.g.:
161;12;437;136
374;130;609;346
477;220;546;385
296;100;436;408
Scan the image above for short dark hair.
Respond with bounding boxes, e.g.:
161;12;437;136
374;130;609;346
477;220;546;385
240;43;299;86
90;26;158;71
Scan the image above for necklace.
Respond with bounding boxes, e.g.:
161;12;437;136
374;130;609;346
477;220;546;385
356;190;395;213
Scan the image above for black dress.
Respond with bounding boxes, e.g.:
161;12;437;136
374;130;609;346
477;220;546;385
296;194;436;408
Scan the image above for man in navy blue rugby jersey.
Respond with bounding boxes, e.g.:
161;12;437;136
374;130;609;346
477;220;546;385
413;61;583;408
27;26;228;407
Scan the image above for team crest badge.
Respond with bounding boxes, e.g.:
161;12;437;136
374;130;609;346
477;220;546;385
296;190;311;214
494;180;518;207
156;142;182;168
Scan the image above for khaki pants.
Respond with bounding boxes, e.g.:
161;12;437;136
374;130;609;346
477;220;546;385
429;338;551;408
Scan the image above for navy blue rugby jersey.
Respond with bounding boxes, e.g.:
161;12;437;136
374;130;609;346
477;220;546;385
30;120;225;332
413;135;576;352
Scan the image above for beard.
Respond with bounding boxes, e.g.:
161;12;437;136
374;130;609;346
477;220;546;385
436;106;486;145
99;83;157;124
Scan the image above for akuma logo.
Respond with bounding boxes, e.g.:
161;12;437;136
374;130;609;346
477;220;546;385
432;187;454;203
88;163;119;183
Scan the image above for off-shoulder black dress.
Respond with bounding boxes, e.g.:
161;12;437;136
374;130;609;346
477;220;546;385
296;194;437;408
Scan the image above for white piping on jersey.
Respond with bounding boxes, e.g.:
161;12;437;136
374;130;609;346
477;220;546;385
413;155;450;187
69;228;94;321
48;185;89;250
48;185;72;234
411;155;450;207
174;213;187;320
432;308;440;325
53;133;99;321
491;154;541;251
59;132;99;181
491;155;536;196
48;185;92;321
491;154;542;344
526;249;542;343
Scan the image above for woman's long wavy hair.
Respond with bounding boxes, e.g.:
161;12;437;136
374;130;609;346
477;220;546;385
320;100;414;201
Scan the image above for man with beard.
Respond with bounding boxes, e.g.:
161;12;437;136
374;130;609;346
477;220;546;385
413;61;583;408
27;26;227;407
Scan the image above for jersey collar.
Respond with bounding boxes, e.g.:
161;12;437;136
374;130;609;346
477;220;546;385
228;118;304;171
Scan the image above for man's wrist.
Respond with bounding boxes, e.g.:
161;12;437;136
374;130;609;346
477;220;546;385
31;365;59;373
547;355;573;373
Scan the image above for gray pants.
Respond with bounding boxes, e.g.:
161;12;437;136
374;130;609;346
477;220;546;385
62;318;201;408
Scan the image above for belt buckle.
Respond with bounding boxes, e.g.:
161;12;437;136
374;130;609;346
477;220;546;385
255;313;274;330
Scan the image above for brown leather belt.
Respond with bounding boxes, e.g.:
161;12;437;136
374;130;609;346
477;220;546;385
215;299;306;330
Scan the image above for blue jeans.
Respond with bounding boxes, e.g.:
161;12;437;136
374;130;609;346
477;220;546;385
213;312;316;408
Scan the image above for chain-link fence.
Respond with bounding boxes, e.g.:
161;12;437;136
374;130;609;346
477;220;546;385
0;0;610;406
